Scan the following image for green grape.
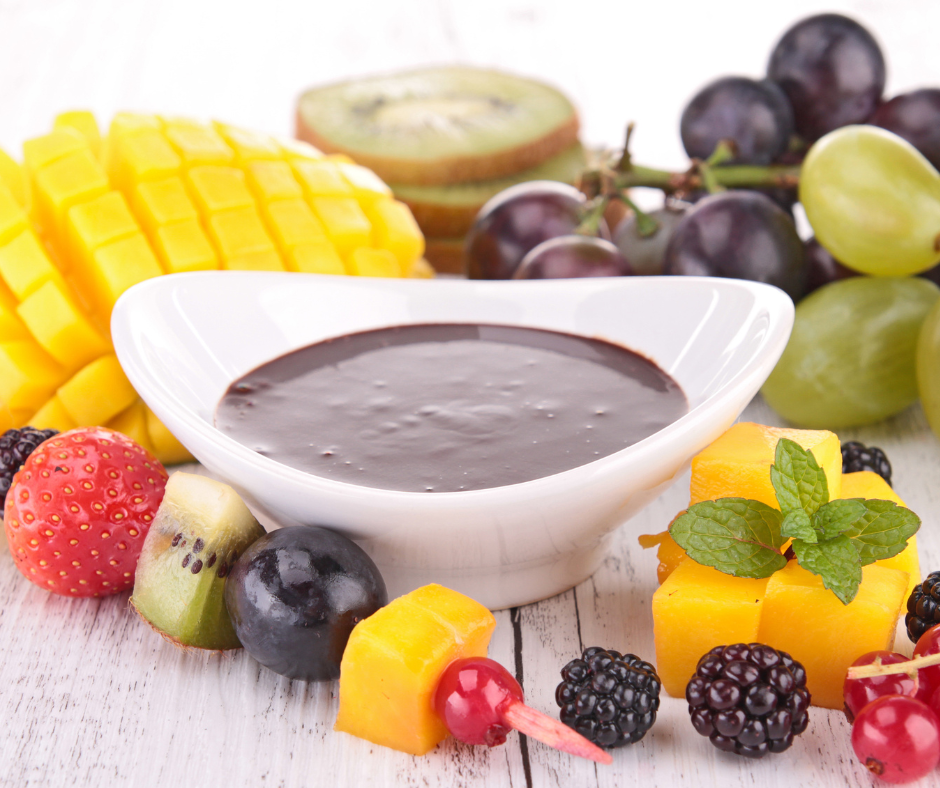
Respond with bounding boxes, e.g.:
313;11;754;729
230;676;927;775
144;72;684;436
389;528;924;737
917;297;940;439
800;125;940;276
762;277;940;428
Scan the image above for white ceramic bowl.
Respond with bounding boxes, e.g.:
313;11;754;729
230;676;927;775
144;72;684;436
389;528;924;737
112;273;793;609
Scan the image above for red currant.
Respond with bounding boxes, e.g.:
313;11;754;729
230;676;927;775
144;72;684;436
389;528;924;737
851;695;940;783
432;657;612;763
432;658;522;746
913;625;940;695
843;651;930;721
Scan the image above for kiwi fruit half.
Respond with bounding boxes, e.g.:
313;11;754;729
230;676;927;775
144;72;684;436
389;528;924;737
394;142;587;238
130;472;266;650
296;66;578;186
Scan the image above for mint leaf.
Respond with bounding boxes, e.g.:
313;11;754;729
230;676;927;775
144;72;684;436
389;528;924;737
670;498;787;579
792;535;862;605
841;499;921;564
813;499;868;539
781;509;816;543
769;438;829;515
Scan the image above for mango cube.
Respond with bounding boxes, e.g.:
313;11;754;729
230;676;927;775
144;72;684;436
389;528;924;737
310;197;371;256
348;247;402;278
29;394;78;432
153;221;218;273
144;406;194;465
337;163;393;203
110;130;181;192
107;399;154;453
293;160;353;197
0;230;67;301
186;166;254;214
245;161;303;202
690;422;842;507
88;233;164;312
0;340;65;411
0;148;28;208
652;559;769;697
278;138;324;161
23;128;88;177
163;122;234;167
16;280;111;371
207;207;277;263
262;199;326;254
334;584;496;755
132;177;198;233
758;562;909;710
225;249;284;272
287;241;346;275
33;149;110;235
366;199;425;267
840;471;921;598
57;353;137;425
54;111;101;159
0;299;28;341
214;122;281;162
65;191;139;273
0;184;29;246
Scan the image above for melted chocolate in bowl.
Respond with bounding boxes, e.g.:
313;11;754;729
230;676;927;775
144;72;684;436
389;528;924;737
215;324;687;492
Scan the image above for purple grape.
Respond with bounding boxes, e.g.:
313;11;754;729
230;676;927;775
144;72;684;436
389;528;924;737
662;191;805;300
465;181;605;280
613;206;687;276
802;237;858;297
869;89;940;170
768;13;885;141
680;76;794;165
513;236;632;280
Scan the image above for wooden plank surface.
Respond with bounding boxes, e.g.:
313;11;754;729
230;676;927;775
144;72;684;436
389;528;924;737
2;0;940;785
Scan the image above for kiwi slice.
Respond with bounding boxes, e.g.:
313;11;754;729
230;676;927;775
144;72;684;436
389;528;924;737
394;142;587;238
130;472;265;650
295;66;578;186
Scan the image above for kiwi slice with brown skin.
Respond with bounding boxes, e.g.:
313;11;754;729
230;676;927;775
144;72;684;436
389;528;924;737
130;472;266;650
295;66;578;186
394;143;586;238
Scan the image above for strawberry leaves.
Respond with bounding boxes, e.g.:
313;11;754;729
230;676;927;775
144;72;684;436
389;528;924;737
670;437;920;604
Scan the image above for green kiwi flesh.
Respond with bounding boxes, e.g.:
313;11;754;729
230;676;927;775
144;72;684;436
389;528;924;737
130;472;265;650
394;142;586;238
296;66;578;186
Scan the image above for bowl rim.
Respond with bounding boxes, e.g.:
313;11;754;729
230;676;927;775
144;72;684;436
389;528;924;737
112;272;794;504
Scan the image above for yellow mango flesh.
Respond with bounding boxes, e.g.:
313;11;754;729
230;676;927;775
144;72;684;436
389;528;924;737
144;406;194;465
56;353;136;425
839;471;921;598
758;562;908;710
0;112;426;467
652;559;769;698
690;422;842;507
335;583;496;756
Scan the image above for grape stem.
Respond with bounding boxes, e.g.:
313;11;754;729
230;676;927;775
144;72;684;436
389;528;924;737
846;651;940;681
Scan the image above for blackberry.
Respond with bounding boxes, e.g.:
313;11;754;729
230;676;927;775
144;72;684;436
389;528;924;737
686;643;810;758
906;571;940;644
841;440;892;486
555;646;661;748
0;427;58;510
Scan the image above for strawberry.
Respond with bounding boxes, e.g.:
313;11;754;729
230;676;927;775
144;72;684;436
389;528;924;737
4;426;168;597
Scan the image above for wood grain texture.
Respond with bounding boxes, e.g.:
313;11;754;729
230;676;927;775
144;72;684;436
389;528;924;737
2;0;940;785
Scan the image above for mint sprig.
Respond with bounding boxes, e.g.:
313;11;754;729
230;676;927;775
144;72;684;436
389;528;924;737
670;438;920;604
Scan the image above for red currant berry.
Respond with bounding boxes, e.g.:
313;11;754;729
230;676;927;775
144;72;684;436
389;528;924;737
851;695;940;783
844;651;929;721
913;625;940;696
433;658;523;746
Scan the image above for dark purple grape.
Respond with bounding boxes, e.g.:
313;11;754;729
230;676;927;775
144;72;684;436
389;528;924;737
465;181;605;280
513;236;631;279
680;77;794;165
802;237;858;297
225;526;387;681
767;13;885;141
613;206;687;276
869;89;940;171
662;191;805;300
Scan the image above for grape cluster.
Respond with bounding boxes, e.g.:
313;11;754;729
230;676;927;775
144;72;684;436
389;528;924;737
464;12;940;436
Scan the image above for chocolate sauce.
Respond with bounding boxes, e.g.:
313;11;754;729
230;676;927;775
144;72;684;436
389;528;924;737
215;324;687;492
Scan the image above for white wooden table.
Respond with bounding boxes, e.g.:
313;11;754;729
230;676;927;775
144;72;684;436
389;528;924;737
2;1;940;786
